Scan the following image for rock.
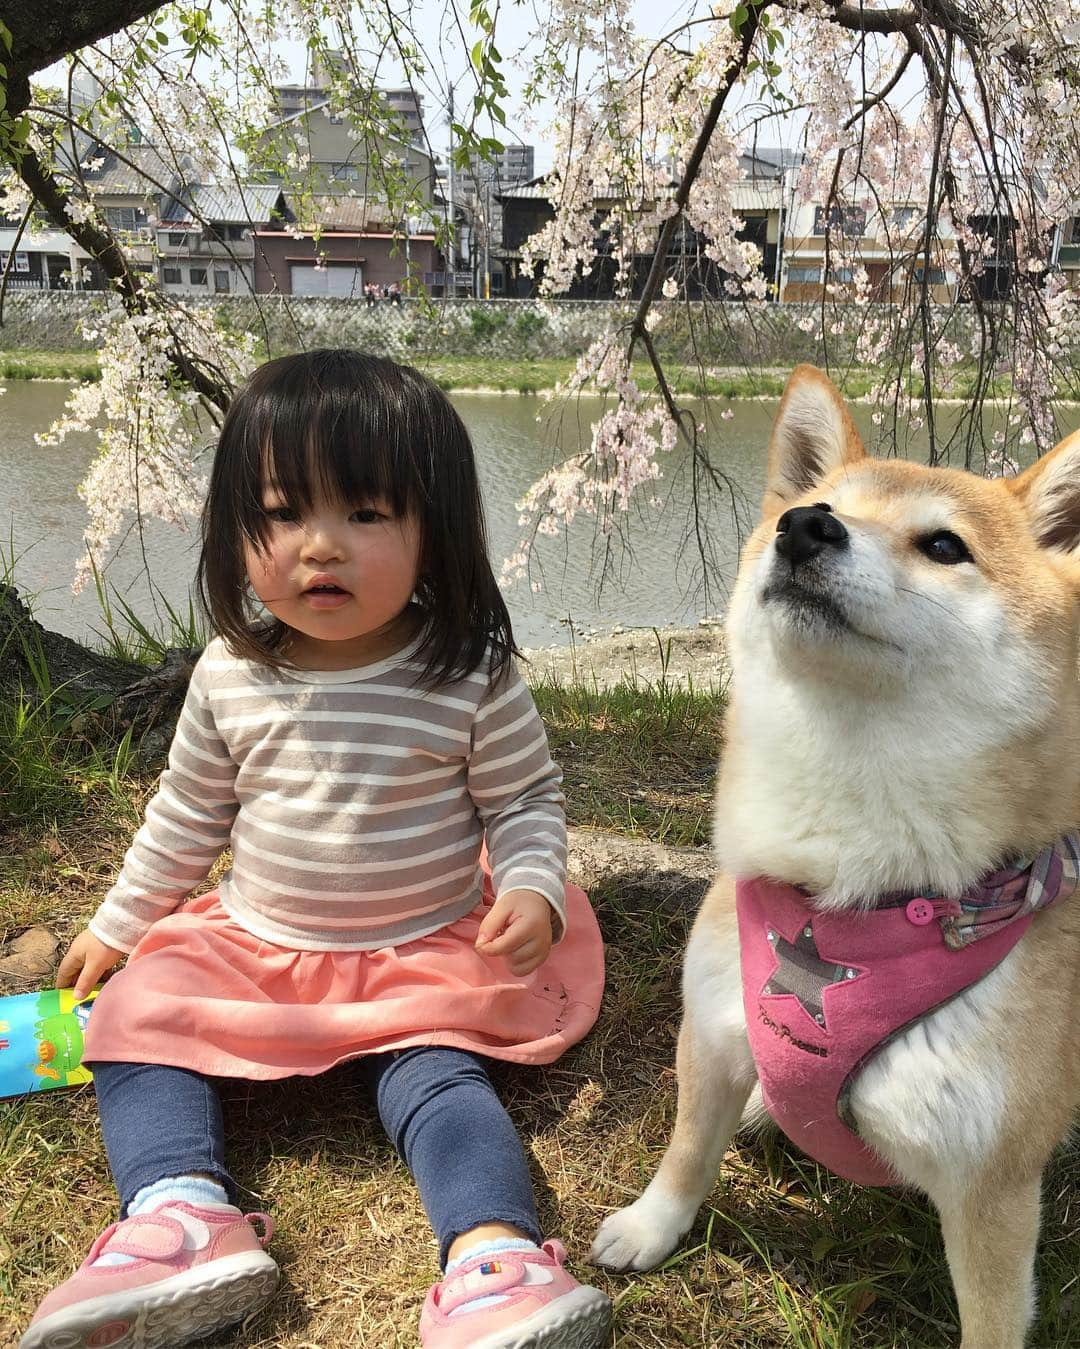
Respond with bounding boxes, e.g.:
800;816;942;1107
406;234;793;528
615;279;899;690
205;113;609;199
0;926;59;995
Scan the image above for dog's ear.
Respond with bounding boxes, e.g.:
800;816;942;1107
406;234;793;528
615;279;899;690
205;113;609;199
764;365;865;515
1008;428;1080;556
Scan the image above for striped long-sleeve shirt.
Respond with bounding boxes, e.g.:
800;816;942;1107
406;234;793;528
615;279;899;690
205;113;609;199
89;636;568;953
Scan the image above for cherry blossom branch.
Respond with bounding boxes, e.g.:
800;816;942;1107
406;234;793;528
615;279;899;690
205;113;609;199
627;2;770;410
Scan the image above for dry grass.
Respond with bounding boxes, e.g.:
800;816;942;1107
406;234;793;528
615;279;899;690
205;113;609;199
3;680;1080;1347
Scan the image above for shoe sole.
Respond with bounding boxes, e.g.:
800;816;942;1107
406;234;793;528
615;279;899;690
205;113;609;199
468;1286;613;1349
19;1251;279;1349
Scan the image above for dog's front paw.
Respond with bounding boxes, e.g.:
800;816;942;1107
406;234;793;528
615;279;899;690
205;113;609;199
590;1196;689;1272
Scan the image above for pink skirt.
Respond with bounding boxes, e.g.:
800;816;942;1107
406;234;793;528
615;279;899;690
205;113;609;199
83;880;605;1079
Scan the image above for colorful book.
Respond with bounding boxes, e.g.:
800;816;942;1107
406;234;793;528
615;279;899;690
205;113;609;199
0;986;101;1099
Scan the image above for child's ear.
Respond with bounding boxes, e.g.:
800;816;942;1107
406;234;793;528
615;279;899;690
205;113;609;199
763;365;865;517
1007;428;1080;557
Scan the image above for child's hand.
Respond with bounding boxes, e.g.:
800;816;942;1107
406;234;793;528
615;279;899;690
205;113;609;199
56;929;126;1000
475;889;554;977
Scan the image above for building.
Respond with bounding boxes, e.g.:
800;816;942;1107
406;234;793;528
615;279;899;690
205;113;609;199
0;221;77;290
451;144;536;294
779;197;955;305
73;142;199;289
271;53;426;151
496;157;785;301
382;87;425;146
252;194;444;296
254;101;436;203
1056;212;1080;287
158;184;288;295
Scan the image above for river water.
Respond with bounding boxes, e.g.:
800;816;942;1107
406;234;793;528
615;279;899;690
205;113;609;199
4;382;1078;648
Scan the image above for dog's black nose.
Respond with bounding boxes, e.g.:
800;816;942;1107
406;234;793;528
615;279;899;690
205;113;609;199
775;505;849;567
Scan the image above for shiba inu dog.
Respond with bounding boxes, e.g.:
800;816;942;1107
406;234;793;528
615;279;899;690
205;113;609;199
590;365;1080;1348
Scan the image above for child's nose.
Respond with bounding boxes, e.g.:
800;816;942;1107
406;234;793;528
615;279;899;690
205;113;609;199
301;521;345;560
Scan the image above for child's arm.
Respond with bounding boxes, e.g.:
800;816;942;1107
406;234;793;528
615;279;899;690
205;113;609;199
84;650;240;955
467;664;568;942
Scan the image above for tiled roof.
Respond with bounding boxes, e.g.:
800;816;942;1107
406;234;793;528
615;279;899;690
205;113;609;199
282;193;441;235
81;144;188;198
495;176;552;202
161;183;286;225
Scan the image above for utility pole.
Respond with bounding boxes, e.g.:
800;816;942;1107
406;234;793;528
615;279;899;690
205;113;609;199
446;83;455;296
483;168;491;300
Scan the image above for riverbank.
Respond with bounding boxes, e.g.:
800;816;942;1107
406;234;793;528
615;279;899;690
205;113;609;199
520;619;727;688
4;348;1068;403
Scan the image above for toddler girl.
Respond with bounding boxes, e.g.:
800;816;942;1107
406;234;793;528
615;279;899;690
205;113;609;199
22;350;609;1349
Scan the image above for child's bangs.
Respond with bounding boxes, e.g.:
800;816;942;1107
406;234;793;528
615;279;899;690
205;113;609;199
240;355;418;547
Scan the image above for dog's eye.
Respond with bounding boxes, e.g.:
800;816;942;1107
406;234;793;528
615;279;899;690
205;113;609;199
917;530;972;565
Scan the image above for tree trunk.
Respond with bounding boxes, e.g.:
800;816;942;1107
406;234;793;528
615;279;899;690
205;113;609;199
0;584;199;754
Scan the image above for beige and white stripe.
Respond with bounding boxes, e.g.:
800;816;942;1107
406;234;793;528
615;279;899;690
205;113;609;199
90;637;567;953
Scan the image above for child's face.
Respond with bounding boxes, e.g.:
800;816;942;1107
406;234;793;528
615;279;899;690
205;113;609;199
243;483;422;667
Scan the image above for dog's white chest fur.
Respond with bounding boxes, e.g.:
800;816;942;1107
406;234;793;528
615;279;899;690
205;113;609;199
836;950;1016;1189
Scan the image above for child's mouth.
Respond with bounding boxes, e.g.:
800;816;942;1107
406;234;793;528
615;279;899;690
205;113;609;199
303;583;351;608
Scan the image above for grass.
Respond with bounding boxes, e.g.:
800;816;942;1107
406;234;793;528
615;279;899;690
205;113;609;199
532;666;724;848
2;628;1080;1346
1;347;1070;403
0;349;101;381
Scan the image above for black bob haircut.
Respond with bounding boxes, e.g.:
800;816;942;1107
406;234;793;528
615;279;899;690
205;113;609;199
196;349;517;686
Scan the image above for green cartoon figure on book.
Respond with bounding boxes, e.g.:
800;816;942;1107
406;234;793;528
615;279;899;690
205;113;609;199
0;986;99;1097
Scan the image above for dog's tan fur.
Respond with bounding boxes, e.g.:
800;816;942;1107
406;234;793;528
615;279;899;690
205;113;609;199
591;367;1080;1348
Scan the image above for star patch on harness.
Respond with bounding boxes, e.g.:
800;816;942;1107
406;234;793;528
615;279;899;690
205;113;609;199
762;921;864;1028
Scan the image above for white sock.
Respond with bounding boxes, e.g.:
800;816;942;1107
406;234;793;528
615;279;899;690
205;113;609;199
444;1237;544;1312
92;1176;234;1267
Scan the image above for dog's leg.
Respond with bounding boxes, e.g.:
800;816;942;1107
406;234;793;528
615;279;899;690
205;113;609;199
932;1173;1042;1349
591;895;757;1271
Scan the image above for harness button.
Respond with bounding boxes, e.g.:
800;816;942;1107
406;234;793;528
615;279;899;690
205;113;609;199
906;898;935;926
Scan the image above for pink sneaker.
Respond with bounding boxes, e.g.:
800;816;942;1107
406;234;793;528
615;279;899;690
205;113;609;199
419;1240;611;1349
19;1200;278;1349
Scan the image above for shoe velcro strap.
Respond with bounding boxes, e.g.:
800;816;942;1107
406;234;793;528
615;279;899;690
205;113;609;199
102;1215;187;1260
440;1259;526;1313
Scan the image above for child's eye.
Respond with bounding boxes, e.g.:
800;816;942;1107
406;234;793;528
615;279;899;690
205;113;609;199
263;505;297;524
351;507;384;524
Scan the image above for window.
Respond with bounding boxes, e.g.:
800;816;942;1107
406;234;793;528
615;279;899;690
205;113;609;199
228;224;248;241
167;232;187;246
913;266;946;285
891;206;920;230
214;270;230;293
1;251;30;273
786;265;821;284
812;204;867;237
104;206;146;231
333;163;361;181
827;265;854;283
189;267;208;285
1066;217;1080;245
162;266;182;284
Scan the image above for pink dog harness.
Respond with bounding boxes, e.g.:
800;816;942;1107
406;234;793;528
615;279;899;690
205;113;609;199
736;835;1080;1186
